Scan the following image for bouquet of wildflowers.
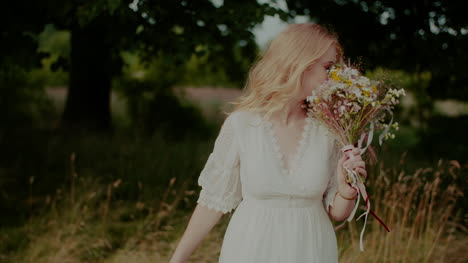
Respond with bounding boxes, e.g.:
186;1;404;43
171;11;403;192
304;63;405;251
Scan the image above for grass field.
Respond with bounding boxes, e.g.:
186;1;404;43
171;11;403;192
0;86;466;263
1;149;464;263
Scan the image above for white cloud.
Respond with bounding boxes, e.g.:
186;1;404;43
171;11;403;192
253;0;310;50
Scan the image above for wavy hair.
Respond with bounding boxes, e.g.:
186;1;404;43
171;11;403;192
226;23;345;120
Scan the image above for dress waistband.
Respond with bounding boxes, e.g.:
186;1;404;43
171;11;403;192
240;196;322;208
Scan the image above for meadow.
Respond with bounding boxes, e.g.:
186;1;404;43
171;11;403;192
0;87;466;263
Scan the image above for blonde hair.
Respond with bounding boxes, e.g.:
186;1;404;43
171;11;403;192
226;23;345;120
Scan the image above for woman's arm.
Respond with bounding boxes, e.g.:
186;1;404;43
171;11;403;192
169;204;224;263
329;183;358;221
328;146;367;221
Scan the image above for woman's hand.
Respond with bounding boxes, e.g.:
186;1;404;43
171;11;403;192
335;146;367;197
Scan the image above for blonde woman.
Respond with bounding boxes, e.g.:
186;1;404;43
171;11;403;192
169;23;367;263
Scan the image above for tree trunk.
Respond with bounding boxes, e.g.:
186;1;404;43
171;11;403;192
61;20;112;130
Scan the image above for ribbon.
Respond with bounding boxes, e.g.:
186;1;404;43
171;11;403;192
340;150;369;252
339;122;391;251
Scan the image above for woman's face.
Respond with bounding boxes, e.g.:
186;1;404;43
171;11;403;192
298;45;337;100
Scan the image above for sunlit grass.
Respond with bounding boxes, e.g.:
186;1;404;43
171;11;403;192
336;156;465;263
1;149;464;263
0;88;465;262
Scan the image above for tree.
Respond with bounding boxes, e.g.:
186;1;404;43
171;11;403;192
286;0;468;101
286;0;468;161
2;0;286;130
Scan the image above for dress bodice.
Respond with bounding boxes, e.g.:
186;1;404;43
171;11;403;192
197;110;341;214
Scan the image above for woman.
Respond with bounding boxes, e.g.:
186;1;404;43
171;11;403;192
169;23;367;263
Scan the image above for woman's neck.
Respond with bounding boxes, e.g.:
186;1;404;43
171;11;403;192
271;99;307;126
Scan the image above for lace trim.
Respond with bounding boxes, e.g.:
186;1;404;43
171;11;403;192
197;189;241;214
197;155;242;214
262;111;313;177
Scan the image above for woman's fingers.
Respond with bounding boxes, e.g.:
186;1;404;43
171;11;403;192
341;148;367;180
343;159;365;169
356;168;367;178
345;150;362;161
343;165;367;179
352;147;361;156
346;155;363;163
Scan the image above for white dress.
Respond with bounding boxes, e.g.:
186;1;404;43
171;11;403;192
197;110;341;263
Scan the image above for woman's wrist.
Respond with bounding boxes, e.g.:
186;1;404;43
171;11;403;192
338;184;357;200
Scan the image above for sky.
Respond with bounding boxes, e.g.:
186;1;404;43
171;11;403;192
252;0;309;49
129;0;312;50
253;14;310;50
249;0;466;49
210;0;310;50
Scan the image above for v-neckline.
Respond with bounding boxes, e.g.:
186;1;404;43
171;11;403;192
262;111;313;177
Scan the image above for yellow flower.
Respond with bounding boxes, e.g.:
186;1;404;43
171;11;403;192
371;86;377;93
331;71;340;81
345;79;353;86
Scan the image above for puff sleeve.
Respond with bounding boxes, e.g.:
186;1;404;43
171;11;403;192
322;138;341;214
196;113;242;214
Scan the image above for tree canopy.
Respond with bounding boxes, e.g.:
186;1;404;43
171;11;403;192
1;0;287;129
286;0;468;100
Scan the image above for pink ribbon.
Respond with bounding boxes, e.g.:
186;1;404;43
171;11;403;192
338;136;390;252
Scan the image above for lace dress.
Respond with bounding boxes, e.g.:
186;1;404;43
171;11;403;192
197;110;341;263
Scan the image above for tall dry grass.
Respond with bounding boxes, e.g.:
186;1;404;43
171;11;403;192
336;153;465;263
0;151;198;263
1;151;465;263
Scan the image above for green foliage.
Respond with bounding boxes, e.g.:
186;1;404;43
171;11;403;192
182;54;232;86
364;67;433;127
0;66;55;129
37;24;70;61
177;45;254;87
37;24;71;77
286;0;468;100
2;0;287;129
114;51;215;139
0;123;217;227
0;24;71;129
75;0;123;27
363;67;467;162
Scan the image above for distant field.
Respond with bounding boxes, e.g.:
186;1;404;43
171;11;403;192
46;85;243;121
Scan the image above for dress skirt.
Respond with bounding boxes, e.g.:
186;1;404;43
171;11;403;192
218;197;339;263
